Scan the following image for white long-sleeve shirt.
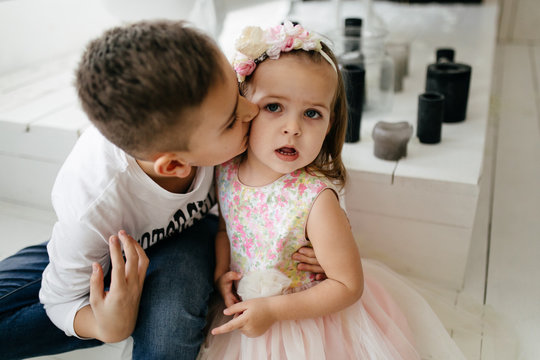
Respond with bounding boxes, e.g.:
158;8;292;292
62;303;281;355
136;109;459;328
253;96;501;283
39;126;216;337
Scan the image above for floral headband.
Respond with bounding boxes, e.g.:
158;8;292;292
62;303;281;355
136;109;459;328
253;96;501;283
232;21;337;82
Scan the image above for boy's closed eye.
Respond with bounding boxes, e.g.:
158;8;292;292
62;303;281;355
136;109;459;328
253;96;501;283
226;116;238;129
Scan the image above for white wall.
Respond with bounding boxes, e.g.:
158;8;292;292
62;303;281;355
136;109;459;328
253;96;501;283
0;0;234;76
0;0;121;75
498;0;540;42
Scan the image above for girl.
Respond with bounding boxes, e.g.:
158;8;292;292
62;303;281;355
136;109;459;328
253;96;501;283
199;22;466;359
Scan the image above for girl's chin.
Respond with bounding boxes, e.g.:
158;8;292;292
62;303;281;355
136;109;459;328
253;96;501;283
270;162;301;175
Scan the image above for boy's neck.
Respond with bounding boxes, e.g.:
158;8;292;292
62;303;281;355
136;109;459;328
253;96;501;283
136;159;197;194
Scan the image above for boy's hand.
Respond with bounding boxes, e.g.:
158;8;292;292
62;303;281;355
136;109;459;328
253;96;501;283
293;247;327;280
211;297;275;338
216;271;242;308
85;230;149;342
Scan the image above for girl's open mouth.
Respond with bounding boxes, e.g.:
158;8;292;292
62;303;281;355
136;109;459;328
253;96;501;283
275;147;299;161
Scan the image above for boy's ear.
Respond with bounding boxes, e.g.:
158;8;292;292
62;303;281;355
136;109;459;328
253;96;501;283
153;153;192;178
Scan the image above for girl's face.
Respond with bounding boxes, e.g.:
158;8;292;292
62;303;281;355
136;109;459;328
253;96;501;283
242;55;337;184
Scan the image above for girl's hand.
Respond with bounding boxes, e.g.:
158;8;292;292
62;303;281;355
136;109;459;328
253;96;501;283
216;271;242;308
293;247;327;280
211;297;276;338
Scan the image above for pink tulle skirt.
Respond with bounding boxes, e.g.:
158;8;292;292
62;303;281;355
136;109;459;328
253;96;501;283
198;259;467;360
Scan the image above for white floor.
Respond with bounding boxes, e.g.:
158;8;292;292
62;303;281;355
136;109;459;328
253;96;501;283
1;41;539;360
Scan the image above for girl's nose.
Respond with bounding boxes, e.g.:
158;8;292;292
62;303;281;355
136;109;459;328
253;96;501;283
238;96;259;123
282;117;302;136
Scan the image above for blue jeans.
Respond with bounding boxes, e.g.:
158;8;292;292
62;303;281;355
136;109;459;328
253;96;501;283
0;215;217;360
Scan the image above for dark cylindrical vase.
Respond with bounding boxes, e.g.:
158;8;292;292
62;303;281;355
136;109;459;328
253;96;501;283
425;62;471;123
417;92;445;144
342;64;365;143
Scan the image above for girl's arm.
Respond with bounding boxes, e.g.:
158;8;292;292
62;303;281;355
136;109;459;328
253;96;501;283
212;189;364;337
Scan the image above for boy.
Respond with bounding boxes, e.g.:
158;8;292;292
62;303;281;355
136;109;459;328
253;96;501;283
0;20;322;359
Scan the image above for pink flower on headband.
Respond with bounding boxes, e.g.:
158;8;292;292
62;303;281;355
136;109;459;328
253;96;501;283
232;21;333;82
234;59;256;78
282;37;294;51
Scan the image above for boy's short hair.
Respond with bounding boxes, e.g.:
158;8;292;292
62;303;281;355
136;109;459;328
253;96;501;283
76;20;224;159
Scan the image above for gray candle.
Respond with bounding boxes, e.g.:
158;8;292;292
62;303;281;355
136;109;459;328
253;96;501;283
385;41;409;92
372;121;413;161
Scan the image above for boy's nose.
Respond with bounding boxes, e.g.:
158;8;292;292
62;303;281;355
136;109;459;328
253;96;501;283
238;96;259;123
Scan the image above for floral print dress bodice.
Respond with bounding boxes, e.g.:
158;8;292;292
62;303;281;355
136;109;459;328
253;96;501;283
216;159;334;290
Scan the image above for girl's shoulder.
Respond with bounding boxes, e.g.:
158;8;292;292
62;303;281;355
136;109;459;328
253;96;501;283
287;168;337;196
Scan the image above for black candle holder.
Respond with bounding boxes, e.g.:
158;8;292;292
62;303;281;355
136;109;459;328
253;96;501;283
342;63;365;143
417;92;445;144
425;62;471;123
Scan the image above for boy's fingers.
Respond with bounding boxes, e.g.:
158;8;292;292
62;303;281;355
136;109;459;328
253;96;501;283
118;231;140;284
294;248;326;275
109;235;126;289
89;262;105;306
133;241;149;288
293;253;313;264
297;263;325;274
293;247;318;265
298;246;315;256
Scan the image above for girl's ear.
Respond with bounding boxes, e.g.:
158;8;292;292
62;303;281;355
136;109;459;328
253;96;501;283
153;153;192;178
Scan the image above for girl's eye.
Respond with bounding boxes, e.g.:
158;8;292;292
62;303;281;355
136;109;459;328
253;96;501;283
305;109;321;119
265;103;281;112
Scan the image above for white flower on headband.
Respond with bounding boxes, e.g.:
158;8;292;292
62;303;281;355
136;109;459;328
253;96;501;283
235;26;267;60
232;21;330;82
